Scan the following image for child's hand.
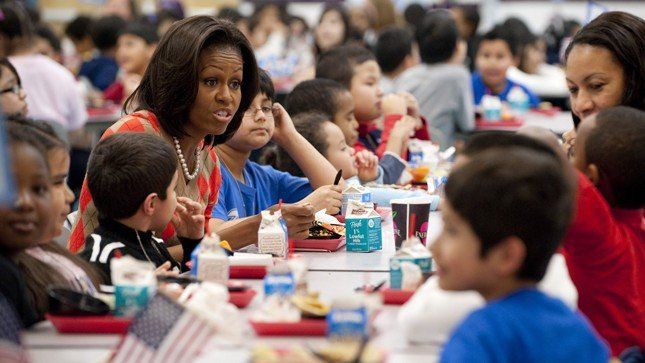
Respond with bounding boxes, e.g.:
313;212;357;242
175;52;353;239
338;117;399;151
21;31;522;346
271;103;298;147
154;261;179;277
381;94;407;116
355;150;380;183
391;115;419;139
302;185;343;215
397;92;420;119
272;203;315;240
171;197;205;240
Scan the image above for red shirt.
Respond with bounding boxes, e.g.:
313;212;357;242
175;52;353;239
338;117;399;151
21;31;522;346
354;114;431;158
562;172;645;355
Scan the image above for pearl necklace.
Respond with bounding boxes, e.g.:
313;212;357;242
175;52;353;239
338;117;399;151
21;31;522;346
173;137;201;181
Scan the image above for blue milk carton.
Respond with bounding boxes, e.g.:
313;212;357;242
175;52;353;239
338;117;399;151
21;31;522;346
341;184;372;216
389;237;432;290
345;200;382;252
111;256;156;317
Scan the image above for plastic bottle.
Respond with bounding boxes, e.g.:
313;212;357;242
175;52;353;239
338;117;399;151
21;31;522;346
482;95;502;121
327;294;368;338
263;262;296;297
507;86;530;116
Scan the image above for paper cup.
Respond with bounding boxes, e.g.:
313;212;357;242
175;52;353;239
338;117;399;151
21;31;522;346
391;197;432;249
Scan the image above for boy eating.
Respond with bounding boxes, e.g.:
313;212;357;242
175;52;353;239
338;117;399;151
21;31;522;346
433;147;608;361
472;25;540;108
211;69;343;250
80;133;204;284
316;44;424;159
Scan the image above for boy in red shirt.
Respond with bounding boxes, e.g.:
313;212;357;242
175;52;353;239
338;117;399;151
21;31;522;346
564;106;645;355
315;44;428;159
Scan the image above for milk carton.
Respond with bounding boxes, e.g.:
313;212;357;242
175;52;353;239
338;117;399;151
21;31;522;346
389;236;432;289
345;200;382;252
258;210;288;257
111;256;156;317
193;233;229;284
342;184;372;215
507;86;530;115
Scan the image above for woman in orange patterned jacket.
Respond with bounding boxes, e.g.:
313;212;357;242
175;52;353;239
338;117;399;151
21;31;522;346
69;16;259;261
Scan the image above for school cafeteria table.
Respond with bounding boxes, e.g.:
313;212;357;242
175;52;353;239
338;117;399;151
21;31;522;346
475;111;574;135
24;211;445;363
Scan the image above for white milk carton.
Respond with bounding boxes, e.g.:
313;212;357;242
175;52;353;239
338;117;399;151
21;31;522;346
342;184;372;215
389;236;432;289
195;233;229;284
258;210;288;257
345;200;382;252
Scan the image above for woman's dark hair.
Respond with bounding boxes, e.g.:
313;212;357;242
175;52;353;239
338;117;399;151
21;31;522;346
0;57;22;85
565;11;645;121
314;4;352;57
264;112;330;176
124;16;259;147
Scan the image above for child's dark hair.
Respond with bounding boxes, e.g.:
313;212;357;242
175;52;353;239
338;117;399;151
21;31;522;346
446;147;574;281
4;121;48;167
316;44;375;89
125;16;259;147
258;68;275;102
375;26;413;73
64;15;93;42
403;3;426;31
586;106;645;209
0;2;34;41
454;5;480;37
263;112;330;177
416;9;459;64
565;12;645;114
36;24;62;52
120;21;159;44
479;24;517;57
90;15;127;51
284;78;346;118
6;118;69;151
462;132;558;160
87;133;177;220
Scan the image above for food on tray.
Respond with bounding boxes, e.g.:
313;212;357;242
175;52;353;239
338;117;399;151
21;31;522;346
251;341;385;363
252;295;301;323
291;292;330;318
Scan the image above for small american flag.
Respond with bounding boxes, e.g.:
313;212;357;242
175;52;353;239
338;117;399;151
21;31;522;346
111;294;216;363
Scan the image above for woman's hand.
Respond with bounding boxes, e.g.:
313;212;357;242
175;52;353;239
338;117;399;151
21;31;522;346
302;185;343;215
271;103;299;147
355;150;380;183
171;197;205;240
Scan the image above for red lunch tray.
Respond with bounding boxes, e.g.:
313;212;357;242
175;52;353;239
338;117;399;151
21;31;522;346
249;318;328;336
380;288;415;305
46;313;132;334
476;118;524;129
229;265;267;279
531;106;561;117
229;289;257;308
291;238;346;252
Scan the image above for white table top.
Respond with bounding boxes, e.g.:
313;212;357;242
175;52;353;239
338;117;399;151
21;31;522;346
304;213;442;273
24;215;445;362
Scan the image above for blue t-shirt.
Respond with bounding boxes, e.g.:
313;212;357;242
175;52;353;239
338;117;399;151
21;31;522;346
441;288;609;363
212;161;313;221
78;55;119;91
471;72;540;108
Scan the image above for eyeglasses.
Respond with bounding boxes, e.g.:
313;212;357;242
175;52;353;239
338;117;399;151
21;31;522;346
0;84;22;96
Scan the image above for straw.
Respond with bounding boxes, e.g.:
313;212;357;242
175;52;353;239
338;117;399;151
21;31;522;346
333;169;343;185
278;198;283;211
408;213;416;239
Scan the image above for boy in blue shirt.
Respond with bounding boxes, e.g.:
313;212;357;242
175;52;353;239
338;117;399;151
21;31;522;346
212;69;343;249
472;25;540;108
432;146;609;362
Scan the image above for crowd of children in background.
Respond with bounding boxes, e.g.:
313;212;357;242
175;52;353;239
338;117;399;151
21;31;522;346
0;0;643;361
